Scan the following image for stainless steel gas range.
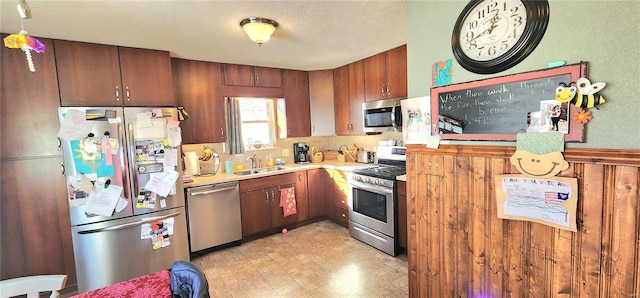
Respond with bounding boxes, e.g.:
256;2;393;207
348;146;406;256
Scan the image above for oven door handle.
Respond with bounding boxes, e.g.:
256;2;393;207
349;180;394;195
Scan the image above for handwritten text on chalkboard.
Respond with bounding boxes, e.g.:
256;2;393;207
437;76;569;134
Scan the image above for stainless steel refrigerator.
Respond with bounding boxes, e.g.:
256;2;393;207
58;107;189;293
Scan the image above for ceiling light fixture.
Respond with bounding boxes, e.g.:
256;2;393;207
240;17;278;46
17;0;32;19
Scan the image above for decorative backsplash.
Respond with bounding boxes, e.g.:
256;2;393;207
181;131;403;173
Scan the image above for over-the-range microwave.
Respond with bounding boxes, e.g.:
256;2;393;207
362;98;403;133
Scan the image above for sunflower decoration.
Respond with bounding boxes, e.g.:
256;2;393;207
573;109;592;124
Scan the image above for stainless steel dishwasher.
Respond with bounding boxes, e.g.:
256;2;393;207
186;181;242;252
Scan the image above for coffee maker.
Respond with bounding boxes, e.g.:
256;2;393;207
293;142;310;164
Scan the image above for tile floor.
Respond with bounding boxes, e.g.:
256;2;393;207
192;220;409;298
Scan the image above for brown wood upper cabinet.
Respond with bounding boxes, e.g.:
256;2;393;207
222;64;282;88
55;40;175;106
333;61;365;135
171;59;225;144
308;70;336;136
282;69;311;137
364;45;407;101
1;37;62;159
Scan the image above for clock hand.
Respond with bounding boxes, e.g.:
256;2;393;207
486;11;501;33
486;22;498;34
466;22;498;44
466;11;501;44
466;28;491;43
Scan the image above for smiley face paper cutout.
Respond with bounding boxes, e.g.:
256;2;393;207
510;132;568;178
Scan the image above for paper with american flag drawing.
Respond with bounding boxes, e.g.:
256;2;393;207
494;175;578;231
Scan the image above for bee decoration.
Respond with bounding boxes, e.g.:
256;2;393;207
555;77;606;109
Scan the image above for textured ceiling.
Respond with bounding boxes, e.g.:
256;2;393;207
0;0;407;71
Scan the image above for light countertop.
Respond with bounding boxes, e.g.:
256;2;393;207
183;160;366;188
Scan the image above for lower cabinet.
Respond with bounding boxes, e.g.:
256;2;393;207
239;171;308;237
1;157;76;284
327;169;350;227
239;168;359;237
239;188;273;237
306;168;328;219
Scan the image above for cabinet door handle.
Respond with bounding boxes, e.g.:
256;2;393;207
386;84;391;96
341;213;346;218
341;200;346;205
115;86;120;101
57;137;61;151
250;73;254;85
265;191;269;202
60;162;65;176
255;74;259;86
271;190;275;201
381;85;385;96
220;127;224;140
126;86;130;102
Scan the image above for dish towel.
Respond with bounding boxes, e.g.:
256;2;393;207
279;187;297;217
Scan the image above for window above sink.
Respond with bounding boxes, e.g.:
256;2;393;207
232;97;287;152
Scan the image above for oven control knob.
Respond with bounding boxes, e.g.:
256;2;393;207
365;177;371;183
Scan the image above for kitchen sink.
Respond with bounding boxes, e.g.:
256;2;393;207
260;166;285;172
233;166;286;176
233;170;259;175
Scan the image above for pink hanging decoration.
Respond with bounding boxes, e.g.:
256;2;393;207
3;30;45;72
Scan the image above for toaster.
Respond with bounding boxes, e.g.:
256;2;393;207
356;151;375;164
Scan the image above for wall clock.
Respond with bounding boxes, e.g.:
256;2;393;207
451;0;550;74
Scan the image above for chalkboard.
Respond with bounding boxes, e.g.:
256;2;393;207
431;63;586;141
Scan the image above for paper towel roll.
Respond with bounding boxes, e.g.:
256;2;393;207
184;151;200;176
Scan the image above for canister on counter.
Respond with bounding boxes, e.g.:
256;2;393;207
225;160;232;175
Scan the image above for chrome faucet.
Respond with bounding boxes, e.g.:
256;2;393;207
246;153;257;169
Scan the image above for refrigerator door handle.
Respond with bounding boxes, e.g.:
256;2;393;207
118;123;129;200
77;211;182;234
127;123;139;197
189;186;238;196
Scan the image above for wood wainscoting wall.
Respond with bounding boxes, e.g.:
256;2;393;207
406;145;639;297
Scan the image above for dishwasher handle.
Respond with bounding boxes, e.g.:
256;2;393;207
189;186;238;196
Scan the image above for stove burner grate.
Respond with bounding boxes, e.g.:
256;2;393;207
351;165;406;180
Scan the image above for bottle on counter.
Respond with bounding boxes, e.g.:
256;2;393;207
266;154;274;167
225;160;232;175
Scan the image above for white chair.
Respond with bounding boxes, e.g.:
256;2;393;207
0;275;67;298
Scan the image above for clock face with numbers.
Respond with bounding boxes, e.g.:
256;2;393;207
451;0;549;74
